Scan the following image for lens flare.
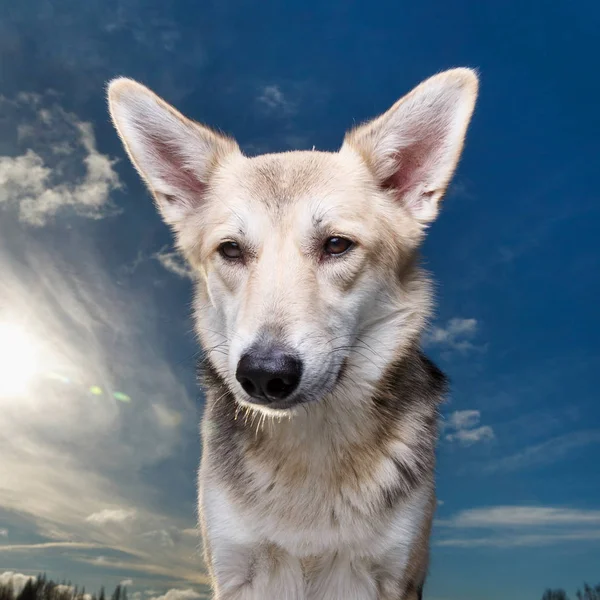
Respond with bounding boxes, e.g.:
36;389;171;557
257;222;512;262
0;321;42;397
113;391;131;403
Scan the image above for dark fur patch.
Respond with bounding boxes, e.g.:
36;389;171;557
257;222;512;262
404;580;424;600
198;360;256;500
382;457;423;510
370;349;446;509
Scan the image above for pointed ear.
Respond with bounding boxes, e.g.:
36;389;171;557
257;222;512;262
107;78;241;226
341;68;478;224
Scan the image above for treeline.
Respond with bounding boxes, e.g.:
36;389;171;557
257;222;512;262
0;574;128;600
1;573;599;600
543;585;600;600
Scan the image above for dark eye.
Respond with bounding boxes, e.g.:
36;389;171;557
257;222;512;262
218;241;243;260
323;236;353;256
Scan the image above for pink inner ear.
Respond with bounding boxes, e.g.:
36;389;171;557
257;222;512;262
380;115;448;202
147;130;208;199
382;141;431;198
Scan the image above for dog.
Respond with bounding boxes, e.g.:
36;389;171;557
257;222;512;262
108;67;478;600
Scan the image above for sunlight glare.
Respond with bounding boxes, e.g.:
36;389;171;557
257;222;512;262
0;321;42;397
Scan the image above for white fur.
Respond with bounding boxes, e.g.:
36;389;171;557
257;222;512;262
201;468;430;600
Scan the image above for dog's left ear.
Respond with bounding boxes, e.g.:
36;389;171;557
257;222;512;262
341;68;478;224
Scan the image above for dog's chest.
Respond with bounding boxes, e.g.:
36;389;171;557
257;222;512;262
238;433;417;556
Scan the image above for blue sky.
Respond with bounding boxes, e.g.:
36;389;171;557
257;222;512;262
0;1;599;599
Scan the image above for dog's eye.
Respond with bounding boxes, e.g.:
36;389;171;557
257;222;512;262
218;241;243;260
323;236;353;256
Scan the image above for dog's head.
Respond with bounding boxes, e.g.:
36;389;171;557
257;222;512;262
108;69;478;413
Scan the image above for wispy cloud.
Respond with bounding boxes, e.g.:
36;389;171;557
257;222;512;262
0;92;122;226
118;246;194;281
0;230;201;585
439;506;600;528
0;529;7;537
424;318;485;354
256;85;296;115
153;246;194;280
74;557;210;586
484;429;600;473
141;527;195;548
446;179;475;201
246;79;328;153
436;530;600;548
444;410;495;447
0;542;104;552
86;509;137;525
435;505;600;548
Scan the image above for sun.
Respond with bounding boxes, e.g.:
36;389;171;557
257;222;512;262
0;321;42;397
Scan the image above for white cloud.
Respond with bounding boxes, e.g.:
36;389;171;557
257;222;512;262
0;572;36;595
0;528;7;537
446;409;481;430
86;508;137;525
55;584;93;600
148;589;204;600
424;317;483;354
120;580;134;587
436;505;600;548
256;85;296;115
0;92;122;226
439;506;600;528
446;425;495;446
444;410;495;447
153;246;194;280
0;572;90;600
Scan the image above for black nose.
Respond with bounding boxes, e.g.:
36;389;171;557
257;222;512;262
236;345;303;403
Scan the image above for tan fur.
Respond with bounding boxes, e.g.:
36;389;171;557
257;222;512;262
108;68;479;599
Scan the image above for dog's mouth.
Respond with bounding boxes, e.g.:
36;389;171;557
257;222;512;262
240;395;307;412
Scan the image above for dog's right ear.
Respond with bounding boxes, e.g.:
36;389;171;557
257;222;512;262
107;78;241;227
